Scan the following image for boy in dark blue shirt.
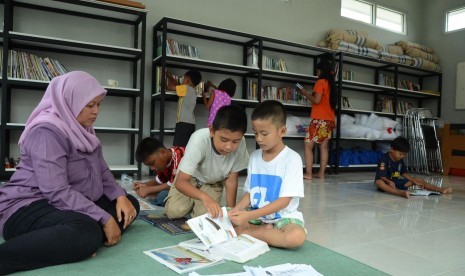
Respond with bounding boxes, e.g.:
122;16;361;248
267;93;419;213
375;137;452;198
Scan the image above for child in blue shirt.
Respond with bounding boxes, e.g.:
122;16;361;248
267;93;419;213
375;137;452;198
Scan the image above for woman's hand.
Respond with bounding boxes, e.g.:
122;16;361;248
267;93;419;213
103;216;121;246
116;196;137;229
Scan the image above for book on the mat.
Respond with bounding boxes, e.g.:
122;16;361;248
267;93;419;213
138;213;192;235
181;207;270;263
410;189;441;196
143;245;223;274
180;234;270;263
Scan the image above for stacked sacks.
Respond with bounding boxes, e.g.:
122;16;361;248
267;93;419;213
337;113;401;140
316;30;441;72
318;29;382;59
396;40;441;72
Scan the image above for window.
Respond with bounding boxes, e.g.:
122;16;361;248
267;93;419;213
341;0;406;34
446;6;465;32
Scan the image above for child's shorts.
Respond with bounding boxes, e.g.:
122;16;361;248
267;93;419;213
392;178;410;190
376;178;410;191
249;218;307;234
305;119;335;143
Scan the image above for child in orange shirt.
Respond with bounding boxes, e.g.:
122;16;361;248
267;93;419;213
297;59;337;179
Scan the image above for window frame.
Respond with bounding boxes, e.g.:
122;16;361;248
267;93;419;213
445;5;465;33
341;0;407;35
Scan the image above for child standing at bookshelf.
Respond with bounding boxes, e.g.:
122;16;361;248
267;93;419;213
168;70;202;147
297;59;337;179
202;78;236;127
164;105;249;219
133;137;185;206
229;100;306;249
375;137;452;198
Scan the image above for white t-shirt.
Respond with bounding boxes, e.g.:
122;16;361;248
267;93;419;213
178;128;249;184
244;146;304;223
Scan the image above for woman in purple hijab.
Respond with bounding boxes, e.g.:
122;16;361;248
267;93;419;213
0;71;139;274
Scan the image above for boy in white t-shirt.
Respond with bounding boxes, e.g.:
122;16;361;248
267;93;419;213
229;100;307;248
165;105;249;219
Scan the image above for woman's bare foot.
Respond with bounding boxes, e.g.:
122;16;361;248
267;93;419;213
442;187;453;194
303;174;312;180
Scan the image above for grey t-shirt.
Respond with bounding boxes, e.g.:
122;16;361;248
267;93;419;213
178;128;249;184
177;86;197;124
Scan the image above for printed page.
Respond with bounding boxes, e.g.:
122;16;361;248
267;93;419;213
187;207;237;248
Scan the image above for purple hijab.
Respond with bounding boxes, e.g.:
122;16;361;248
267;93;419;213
18;71;107;152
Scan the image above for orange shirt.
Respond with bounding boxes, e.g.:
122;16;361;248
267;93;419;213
310;79;335;121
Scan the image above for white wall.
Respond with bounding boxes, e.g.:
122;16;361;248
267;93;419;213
422;0;465;123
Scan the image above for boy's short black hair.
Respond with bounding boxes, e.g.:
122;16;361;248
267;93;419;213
391;136;410;152
135;137;166;163
217;78;236;97
251;100;286;127
212;105;247;134
184;70;202;86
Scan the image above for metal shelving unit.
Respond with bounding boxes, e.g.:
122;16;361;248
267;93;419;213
0;0;147;179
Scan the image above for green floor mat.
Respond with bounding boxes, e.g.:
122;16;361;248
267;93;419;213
2;220;387;276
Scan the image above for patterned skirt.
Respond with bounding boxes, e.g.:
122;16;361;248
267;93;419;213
304;119;335;143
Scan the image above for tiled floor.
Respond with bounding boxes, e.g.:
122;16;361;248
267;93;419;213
297;172;465;276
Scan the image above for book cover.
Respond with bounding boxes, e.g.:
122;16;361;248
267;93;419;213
410;189;440;196
143;245;222;274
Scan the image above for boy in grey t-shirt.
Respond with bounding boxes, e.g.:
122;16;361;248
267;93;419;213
165;105;249;219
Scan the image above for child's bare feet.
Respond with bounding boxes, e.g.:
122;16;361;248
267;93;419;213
401;190;410;199
303;174;312;180
314;173;325;179
442;187;453;194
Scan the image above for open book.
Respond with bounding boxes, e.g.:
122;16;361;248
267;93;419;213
182;207;270;263
143;245;222;274
410;189;441;196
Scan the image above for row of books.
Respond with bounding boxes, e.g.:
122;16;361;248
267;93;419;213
156;36;200;59
378;73;421;91
375;97;414;114
247;80;310;105
0;48;68;81
246;47;288;72
155;67;207;95
342;70;355;81
378;73;395;87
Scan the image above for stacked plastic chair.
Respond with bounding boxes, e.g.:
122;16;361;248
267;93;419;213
402;108;443;175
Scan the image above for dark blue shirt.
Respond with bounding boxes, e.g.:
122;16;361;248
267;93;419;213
375;153;407;180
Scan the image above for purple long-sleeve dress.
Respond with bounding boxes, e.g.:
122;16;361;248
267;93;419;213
0;123;126;235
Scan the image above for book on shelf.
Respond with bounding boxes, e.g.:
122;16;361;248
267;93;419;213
247;47;258;68
246;47;289;72
378;73;395;87
342;96;352;109
156;35;200;59
342;70;354;81
253;82;309;106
